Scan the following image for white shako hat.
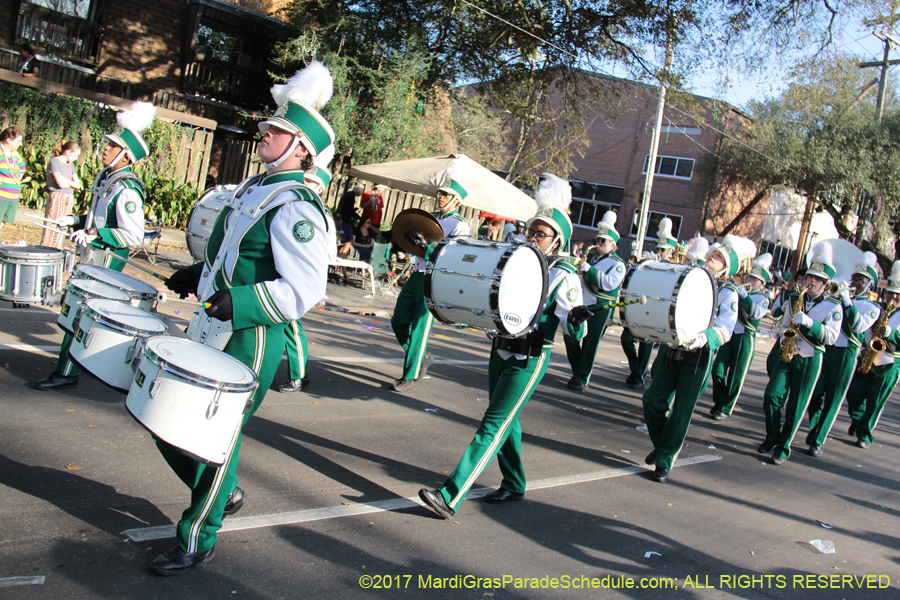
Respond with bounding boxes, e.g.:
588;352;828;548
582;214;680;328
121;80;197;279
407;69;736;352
686;235;709;265
806;241;836;281
105;101;156;163
748;253;773;283
304;144;335;190
526;173;573;253
709;235;756;277
260;61;335;166
886;261;900;293
595;210;619;244
435;159;468;201
655;217;677;250
853;251;879;283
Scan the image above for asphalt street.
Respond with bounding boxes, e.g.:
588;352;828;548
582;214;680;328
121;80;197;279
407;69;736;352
0;248;898;600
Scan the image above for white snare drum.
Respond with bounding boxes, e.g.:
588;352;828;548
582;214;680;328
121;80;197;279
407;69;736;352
72;264;159;312
69;299;168;392
126;337;259;466
0;244;65;305
58;279;131;335
425;238;548;336
186;186;236;262
621;260;717;344
76;243;111;267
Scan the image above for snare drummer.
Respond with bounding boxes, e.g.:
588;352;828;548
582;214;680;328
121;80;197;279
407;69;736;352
565;210;626;391
152;63;335;576
390;159;470;392
34;103;155;391
418;174;589;519
642;235;754;483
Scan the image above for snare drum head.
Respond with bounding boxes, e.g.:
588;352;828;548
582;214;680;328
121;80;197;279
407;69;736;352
497;246;546;335
74;265;158;296
673;267;716;340
68;279;131;302
145;337;256;385
0;244;65;260
84;299;167;333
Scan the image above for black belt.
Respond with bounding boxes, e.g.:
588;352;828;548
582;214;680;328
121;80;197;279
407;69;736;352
493;331;545;357
667;347;707;366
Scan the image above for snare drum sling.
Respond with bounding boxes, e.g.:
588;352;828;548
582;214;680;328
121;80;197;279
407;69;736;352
436;259;587;512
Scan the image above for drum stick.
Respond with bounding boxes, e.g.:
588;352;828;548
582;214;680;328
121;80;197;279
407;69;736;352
585;295;647;312
104;252;169;281
157;292;211;309
25;214;63;224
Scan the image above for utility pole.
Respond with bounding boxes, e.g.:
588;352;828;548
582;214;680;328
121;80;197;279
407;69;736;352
860;4;900;123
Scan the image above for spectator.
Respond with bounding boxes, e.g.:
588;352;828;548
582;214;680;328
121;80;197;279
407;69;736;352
337;184;363;225
352;216;376;261
502;219;515;240
360;184;385;227
41;141;82;248
506;220;527;242
0;127;26;235
571;240;584;258
479;218;503;240
18;44;39;78
329;213;355;284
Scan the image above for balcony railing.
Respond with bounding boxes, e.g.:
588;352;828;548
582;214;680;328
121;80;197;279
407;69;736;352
16;1;104;66
183;60;271;107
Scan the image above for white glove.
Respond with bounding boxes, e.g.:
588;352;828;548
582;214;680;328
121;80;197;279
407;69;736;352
54;215;78;227
839;289;852;307
791;312;813;329
72;230;98;246
684;333;707;350
884;325;893;338
579;261;591;272
737;286;749;299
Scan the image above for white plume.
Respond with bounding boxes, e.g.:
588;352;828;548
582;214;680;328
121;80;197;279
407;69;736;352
656;217;672;240
442;158;465;187
856;251;878;272
686;236;709;262
270;60;333;111
117;101;156;133
314;144;335;168
889;260;900;282
809;240;834;267
752;253;773;270
534;173;572;212
597;210;616;230
722;234;756;262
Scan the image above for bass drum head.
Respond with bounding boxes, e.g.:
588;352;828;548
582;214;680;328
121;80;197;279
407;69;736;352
496;246;546;336
673;267;716;341
74;264;158;297
145;337;256;386
84;299;167;334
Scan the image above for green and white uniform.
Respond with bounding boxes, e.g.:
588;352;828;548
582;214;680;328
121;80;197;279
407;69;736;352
762;293;842;460
711;289;769;415
846;307;900;445
436;259;586;510
156;169;329;554
807;295;879;446
284;319;309;381
54;165;146;377
643;282;739;470
565;249;626;387
391;209;468;380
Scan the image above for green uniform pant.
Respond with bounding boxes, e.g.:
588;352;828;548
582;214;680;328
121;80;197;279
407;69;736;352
564;307;612;386
154;322;286;553
54;248;129;377
642;346;714;470
621;329;653;384
284;319;308;380
711;331;756;415
763;353;822;460
806;345;858;447
391;272;433;380
438;348;551;511
845;362;900;444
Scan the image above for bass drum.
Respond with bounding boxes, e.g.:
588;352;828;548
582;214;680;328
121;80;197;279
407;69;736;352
621;260;717;345
185;185;236;262
425;238;548;336
0;244;65;305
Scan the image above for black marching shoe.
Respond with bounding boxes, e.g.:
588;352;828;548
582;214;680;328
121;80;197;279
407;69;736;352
652;467;669;483
566;376;585;391
223;487;244;518
627;379;644;390
33;373;79;391
770;455;787;465
807;445;823;457
757;441;776;454
278;376;310;393
624;373;635;385
712;410;729;422
483;489;525;504
418;489;455;520
848;423;858;437
149;546;216;576
645;449;658;465
856;439;870;449
392;378;415;392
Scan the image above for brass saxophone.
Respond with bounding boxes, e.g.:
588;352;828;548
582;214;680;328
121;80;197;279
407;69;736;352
858;302;897;374
780;286;810;363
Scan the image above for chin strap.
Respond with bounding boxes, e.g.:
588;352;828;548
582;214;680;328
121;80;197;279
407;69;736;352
261;135;301;169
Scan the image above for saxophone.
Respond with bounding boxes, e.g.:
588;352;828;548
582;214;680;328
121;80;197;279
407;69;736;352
858;302;897;374
780;286;809;363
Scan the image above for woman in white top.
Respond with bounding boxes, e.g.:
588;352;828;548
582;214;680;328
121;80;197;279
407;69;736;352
41;141;81;248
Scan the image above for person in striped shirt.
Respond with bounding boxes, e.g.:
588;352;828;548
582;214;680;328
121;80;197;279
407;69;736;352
0;127;25;234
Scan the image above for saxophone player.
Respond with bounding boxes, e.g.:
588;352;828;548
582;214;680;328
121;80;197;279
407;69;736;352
758;242;843;465
845;261;900;448
805;252;881;456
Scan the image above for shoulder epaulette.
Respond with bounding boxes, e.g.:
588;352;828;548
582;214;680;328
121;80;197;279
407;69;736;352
555;261;578;275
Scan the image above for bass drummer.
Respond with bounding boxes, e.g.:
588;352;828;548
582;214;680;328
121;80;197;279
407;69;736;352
418;174;589;520
33;103;155;391
642;235;754;483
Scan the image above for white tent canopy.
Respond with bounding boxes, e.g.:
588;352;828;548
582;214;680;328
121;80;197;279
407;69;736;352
348;154;537;221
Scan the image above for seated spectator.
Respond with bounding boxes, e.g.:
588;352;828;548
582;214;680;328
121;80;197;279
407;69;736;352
506;220;527;242
329;213;356;284
352;216;377;261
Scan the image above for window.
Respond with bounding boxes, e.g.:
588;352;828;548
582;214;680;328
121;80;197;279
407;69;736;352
196;21;243;64
28;0;91;19
629;210;682;240
567;180;624;228
659;125;701;135
642;154;695;180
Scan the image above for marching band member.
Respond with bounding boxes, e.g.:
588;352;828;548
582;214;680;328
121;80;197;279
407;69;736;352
34;103;155;391
709;253;772;421
758;242;842;465
845;261;900;448
153;62;335;575
805;252;880;456
655;217;677;261
565;210;626;391
418;174;587;518
643;235;753;483
390;160;470;392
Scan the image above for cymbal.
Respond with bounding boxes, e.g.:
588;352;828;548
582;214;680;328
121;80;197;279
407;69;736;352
393;208;444;258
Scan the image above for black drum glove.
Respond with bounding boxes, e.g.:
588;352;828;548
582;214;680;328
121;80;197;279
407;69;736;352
165;267;198;299
405;232;429;252
205;289;233;322
568;305;594;328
